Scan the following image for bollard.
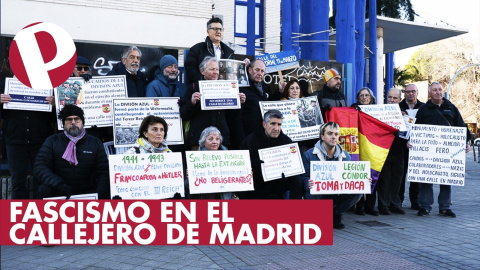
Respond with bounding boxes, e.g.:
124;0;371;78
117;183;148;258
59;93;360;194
473;143;477;162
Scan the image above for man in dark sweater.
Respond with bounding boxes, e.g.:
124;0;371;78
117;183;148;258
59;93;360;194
313;68;347;120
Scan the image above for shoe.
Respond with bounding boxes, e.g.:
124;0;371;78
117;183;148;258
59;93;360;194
439;209;456;218
378;208;391;215
417;209;430;216
333;214;345;229
354;207;365;216
365;208;379;216
410;203;420;210
389;207;406;214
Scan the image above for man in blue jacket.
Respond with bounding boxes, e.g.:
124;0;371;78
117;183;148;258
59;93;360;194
146;55;186;98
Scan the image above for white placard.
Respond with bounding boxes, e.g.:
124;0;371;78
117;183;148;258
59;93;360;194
398;115;416;140
44;193;98;200
54;75;128;129
3;78;53;112
359;104;407;131
406;109;418;117
199;80;241;110
109;152;184;199
113;97;183;147
258;143;305;181
407;124;466;186
259;96;324;141
186;150;253;194
309;161;371;194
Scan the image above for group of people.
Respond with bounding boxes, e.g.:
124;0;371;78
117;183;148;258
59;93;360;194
0;17;471;230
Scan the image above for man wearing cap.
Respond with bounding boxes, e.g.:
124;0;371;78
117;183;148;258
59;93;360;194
146;55;186;98
73;56;92;81
34;104;110;199
107;45;147;97
314;68;347;118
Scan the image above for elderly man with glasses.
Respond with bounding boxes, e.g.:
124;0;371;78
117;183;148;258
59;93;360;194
72;56;92;81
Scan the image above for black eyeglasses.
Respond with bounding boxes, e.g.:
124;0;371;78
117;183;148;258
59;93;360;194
65;117;81;123
209;27;224;32
76;66;89;71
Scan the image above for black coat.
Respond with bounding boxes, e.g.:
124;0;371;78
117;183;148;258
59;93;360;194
239;76;272;137
185;37;234;84
107;62;147;97
399;98;425;112
33;133;110;199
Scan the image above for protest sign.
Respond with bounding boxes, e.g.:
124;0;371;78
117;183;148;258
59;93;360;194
109;152;184;199
359;104;407;131
113;98;183;147
259;96;324;141
398;115;416;140
54;75;128;129
199;80;241;110
255;50;299;73
407;124;466;186
218;59;249;87
3;78;53;112
406;109;418;117
310;161;371;194
258;143;305;181
186;150;253;194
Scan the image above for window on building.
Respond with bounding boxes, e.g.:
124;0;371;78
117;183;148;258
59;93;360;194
235;0;264;49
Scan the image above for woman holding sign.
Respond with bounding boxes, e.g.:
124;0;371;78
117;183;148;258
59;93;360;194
351;87;376;107
126;115;172;154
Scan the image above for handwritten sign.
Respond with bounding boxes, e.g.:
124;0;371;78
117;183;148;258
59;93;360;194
359;104;406;131
113;98;183;147
258;143;305;181
54;75;128;129
255;51;299;73
259;96;324;141
310;161;371;194
407;124;466;186
199;80;240;110
109;152;185;199
218;59;249;87
186;150;253;194
3;78;52;112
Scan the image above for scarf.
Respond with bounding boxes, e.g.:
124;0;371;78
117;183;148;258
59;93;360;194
138;137;170;153
62;128;86;165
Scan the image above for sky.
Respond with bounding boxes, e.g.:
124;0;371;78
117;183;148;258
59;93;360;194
395;0;480;68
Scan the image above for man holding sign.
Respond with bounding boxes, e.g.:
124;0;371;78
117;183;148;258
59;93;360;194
413;82;471;217
303;122;363;229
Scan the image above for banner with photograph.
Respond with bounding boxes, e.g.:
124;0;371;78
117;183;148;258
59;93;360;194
255;50;299;73
259;96;324;141
407;124;466;186
109;152;184;199
185;150;253;194
359;104;407;131
199;80;241;110
218;59;249;87
258;143;305;181
398;115;416;140
310;161;371;194
113;98;183;147
54;75;128;129
3;78;53;112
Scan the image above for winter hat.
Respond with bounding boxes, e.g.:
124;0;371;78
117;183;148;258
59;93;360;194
58;104;85;125
76;56;91;66
324;68;341;82
160;55;178;71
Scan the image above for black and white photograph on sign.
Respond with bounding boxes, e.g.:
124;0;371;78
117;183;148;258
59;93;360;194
113;97;184;147
218;59;249;87
3;77;53;112
259;96;324;142
54;75;128;129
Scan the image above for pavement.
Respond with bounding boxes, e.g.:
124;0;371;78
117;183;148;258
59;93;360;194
2;150;480;270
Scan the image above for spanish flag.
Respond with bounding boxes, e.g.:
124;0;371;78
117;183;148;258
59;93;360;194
326;107;397;191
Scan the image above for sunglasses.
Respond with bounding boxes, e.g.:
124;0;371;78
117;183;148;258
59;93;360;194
76;66;90;71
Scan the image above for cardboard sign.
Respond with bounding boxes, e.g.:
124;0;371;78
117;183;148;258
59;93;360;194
113;97;183;147
186;150;254;194
199;80;241;110
259;96;324;141
54;75;128;129
258;143;305;181
3;78;53;112
359;104;407;131
309;161;371;194
255;51;299;73
407;124;466;186
218;59;249;87
109;152;185;199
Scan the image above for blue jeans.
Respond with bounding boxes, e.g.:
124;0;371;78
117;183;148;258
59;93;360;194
6;143;42;199
418;183;452;211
